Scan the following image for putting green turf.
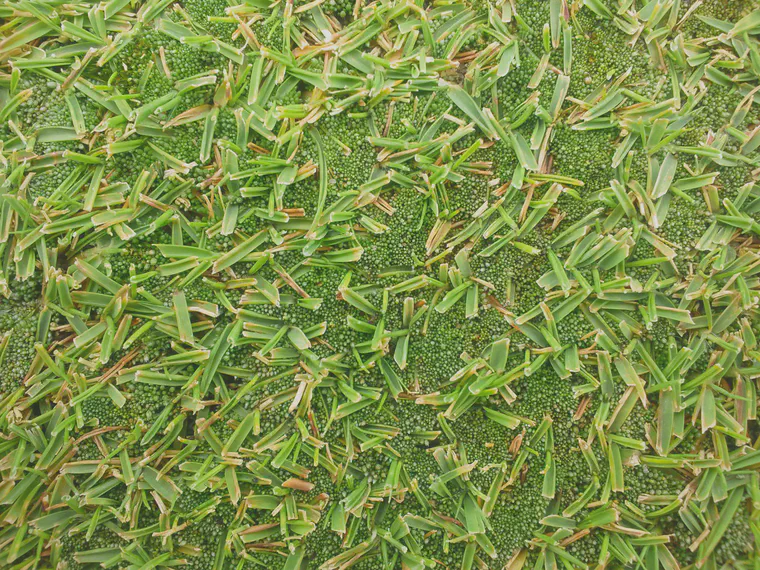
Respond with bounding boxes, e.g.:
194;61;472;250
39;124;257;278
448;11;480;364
0;0;759;568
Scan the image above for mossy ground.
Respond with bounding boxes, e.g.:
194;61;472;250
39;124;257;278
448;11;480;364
0;0;759;568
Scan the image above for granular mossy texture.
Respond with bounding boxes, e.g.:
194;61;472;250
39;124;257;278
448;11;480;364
2;0;760;568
